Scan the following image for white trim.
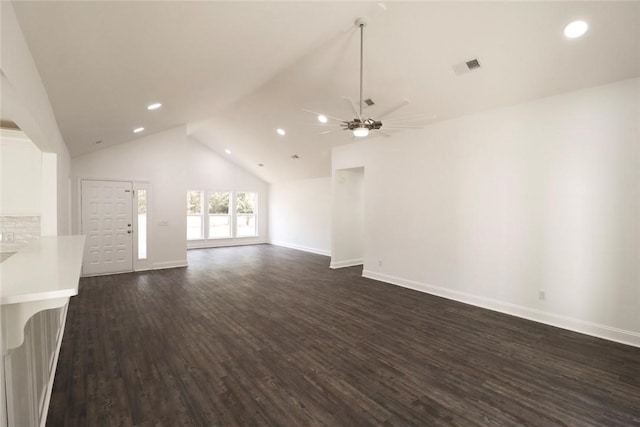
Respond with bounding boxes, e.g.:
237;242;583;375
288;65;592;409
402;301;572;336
77;177;154;274
82;270;133;278
269;241;331;257
1;336;5;427
234;191;258;239
330;258;364;269
0;128;32;143
188;190;259;241
188;239;268;250
362;270;640;348
82;261;187;276
39;302;69;427
131;267;153;273
186;190;206;240
132;182;152;272
75;176;148;234
152;260;188;270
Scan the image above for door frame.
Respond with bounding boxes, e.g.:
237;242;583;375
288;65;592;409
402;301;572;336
132;181;152;272
76;177;151;274
330;166;366;269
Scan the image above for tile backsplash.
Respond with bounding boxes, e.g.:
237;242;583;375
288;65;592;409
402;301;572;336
0;216;41;253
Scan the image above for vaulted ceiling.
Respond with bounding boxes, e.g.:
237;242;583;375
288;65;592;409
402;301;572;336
12;1;640;183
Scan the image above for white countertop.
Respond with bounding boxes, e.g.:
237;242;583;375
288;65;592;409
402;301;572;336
1;235;86;305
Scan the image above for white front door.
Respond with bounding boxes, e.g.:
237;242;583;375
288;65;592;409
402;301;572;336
81;179;133;275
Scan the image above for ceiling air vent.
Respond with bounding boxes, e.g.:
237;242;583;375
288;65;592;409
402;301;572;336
466;59;480;70
452;58;481;76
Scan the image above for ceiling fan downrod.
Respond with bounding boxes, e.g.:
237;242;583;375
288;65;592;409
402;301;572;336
304;16;427;139
356;17;367;118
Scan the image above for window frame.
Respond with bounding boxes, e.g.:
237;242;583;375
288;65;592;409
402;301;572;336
234;191;258;238
207;191;233;239
187;190;205;240
133;181;152;271
186;190;260;242
136;188;148;260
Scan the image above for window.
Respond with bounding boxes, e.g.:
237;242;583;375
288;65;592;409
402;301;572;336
236;192;257;237
187;190;204;240
137;189;147;259
187;190;259;240
208;192;231;238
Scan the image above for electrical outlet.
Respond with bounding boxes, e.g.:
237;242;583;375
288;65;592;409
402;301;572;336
539;290;546;301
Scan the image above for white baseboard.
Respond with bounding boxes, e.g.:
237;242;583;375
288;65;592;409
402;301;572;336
82;270;132;277
83;261;187;277
152;260;188;270
269;241;331;257
330;258;364;269
363;269;640;348
188;239;268;250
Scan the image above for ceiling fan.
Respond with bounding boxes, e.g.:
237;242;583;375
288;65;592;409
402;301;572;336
304;17;434;138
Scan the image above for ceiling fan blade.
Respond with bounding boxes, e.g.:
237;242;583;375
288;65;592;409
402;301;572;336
319;129;346;135
384;113;437;123
376;98;411;119
372;129;392;138
343;97;362;121
301;109;349;123
381;125;424;130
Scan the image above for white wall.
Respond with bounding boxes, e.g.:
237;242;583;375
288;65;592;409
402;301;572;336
331;167;364;268
72;126;188;269
186;138;268;248
1;2;71;235
40;153;57;236
269;176;331;256
333;78;640;346
0;130;57;250
0;134;41;216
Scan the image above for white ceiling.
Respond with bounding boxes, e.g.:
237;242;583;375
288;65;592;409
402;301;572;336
12;1;640;183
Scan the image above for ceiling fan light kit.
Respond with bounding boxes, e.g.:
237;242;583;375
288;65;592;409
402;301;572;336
353;127;370;137
304;17;431;139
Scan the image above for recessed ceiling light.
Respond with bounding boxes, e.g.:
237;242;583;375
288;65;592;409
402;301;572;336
564;20;588;38
277;128;286;136
133;127;144;133
225;149;232;154
147;103;162;110
318;115;328;123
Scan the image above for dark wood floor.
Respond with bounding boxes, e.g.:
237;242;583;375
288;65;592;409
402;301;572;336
47;244;640;426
